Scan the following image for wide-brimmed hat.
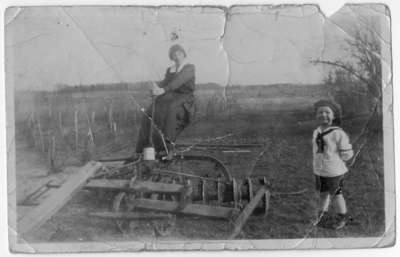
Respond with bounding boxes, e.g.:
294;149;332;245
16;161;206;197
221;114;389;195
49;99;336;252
314;99;342;126
169;44;186;60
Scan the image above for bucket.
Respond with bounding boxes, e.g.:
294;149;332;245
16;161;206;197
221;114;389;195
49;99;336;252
143;147;156;161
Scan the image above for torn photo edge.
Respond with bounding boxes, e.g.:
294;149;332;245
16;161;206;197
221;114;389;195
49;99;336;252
4;2;395;252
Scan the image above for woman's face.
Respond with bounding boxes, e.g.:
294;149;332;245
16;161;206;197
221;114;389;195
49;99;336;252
172;50;185;65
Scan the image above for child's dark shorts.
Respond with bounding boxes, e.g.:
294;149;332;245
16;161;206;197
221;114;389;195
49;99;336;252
315;175;344;195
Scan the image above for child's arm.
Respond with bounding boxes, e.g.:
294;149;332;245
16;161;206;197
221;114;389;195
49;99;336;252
338;130;354;161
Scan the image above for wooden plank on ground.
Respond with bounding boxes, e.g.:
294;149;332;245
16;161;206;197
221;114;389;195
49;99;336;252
18;161;102;236
85;179;184;193
229;186;268;239
130;199;238;218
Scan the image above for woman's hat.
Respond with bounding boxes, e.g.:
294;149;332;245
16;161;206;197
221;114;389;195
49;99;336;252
314;99;342;126
169;44;186;60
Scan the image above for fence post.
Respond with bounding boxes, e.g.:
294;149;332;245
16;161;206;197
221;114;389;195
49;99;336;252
58;111;63;135
48;136;57;174
113;122;117;136
83;129;95;162
37;118;45;153
108;104;113;134
91;111;96;124
74;109;79;153
27;112;36;148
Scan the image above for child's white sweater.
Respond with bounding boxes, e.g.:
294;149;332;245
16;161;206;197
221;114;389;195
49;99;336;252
312;126;354;177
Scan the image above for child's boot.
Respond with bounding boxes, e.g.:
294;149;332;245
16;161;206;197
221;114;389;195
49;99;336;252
333;213;351;230
312;211;328;226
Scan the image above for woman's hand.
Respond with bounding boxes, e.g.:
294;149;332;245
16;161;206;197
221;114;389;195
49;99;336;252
152;83;165;96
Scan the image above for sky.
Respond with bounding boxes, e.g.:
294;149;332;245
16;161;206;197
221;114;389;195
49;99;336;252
4;4;390;91
322;4;391;86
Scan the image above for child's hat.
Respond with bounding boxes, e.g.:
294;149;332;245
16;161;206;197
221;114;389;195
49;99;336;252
314;99;342;126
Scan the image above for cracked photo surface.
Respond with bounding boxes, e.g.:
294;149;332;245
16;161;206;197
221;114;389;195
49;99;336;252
5;3;394;252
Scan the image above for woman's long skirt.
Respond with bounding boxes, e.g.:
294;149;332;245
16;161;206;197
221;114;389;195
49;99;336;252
135;92;195;153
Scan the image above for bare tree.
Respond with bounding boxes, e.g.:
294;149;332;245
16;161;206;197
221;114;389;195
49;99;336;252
312;15;386;153
312;17;383;102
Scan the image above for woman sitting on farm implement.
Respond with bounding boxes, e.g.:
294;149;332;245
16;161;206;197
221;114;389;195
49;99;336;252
135;44;196;160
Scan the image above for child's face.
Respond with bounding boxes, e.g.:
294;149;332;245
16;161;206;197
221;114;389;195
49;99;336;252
316;106;334;126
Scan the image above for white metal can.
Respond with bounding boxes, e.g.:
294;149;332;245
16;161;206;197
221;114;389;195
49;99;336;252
143;147;156;161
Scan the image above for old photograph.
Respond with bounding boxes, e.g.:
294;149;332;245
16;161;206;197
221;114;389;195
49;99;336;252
5;3;394;252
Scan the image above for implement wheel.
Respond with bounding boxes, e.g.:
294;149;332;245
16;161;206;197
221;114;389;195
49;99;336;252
112;192;138;234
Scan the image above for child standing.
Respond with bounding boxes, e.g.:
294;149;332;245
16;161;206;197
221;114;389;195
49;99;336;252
312;100;354;229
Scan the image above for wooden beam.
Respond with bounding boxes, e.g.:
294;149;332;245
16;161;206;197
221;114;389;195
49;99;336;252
184;179;193;203
233;178;238;209
130;199;238;218
95;156;131;162
264;190;271;217
18;161;102;236
247;178;253;201
175;143;263;148
85;179;184;194
222;150;251;153
89;212;170;220
131;180;184;194
96;161;125;167
202;179;207;204
217;178;222;204
230;186;268;239
85;179;129;189
237;179;243;206
262;176;271;216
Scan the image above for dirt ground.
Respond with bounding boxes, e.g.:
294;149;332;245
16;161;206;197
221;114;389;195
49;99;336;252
15;120;385;243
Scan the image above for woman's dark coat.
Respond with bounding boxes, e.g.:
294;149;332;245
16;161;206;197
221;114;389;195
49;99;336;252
135;64;195;153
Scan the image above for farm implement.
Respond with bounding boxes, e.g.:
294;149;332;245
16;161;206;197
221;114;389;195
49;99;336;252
18;144;271;239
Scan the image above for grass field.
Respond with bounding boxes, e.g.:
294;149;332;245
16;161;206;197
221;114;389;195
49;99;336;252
14;84;384;241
